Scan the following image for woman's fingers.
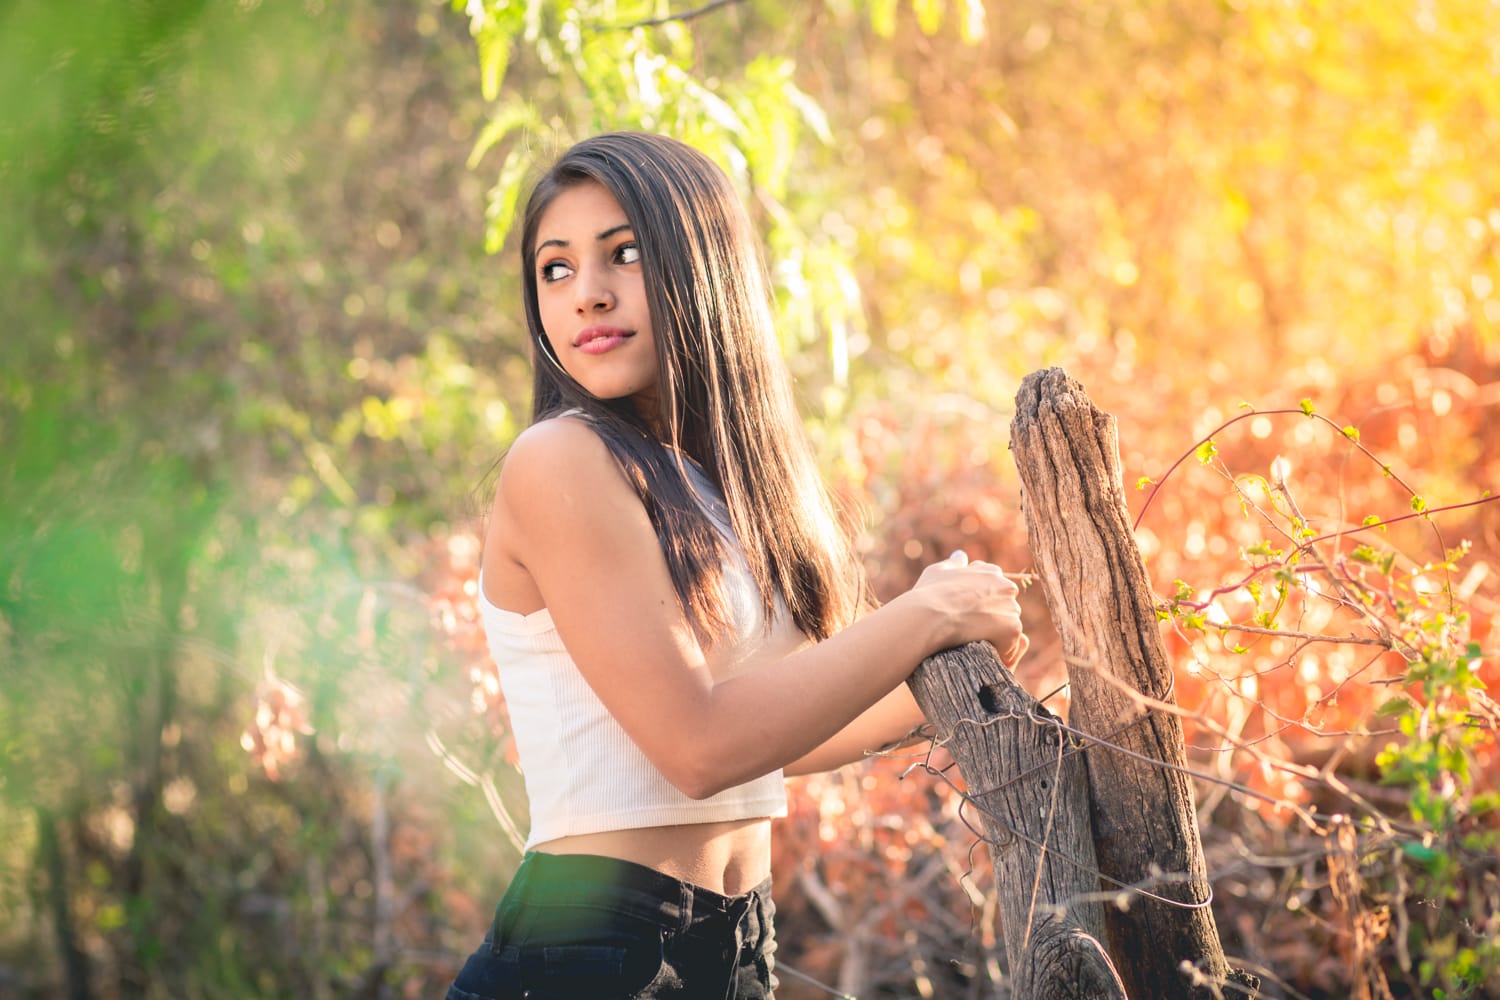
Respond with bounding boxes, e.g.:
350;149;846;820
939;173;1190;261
912;552;1028;653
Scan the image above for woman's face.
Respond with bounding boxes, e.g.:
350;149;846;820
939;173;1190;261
533;181;659;416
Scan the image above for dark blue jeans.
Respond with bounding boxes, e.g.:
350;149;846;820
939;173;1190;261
447;852;778;1000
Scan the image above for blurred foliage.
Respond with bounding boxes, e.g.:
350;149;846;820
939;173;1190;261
1;1;521;995
1;0;1498;997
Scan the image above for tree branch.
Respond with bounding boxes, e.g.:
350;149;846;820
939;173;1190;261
1213;622;1392;646
599;0;745;31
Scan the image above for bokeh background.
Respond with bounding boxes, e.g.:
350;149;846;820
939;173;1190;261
2;1;1497;997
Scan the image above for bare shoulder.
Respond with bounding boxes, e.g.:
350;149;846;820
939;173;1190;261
482;415;646;609
497;414;628;507
492;414;651;560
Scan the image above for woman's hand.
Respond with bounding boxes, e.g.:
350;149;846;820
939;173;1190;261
909;549;1029;667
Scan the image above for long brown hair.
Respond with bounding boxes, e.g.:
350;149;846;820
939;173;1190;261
518;132;867;643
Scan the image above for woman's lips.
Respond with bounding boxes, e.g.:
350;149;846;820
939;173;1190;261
574;325;634;355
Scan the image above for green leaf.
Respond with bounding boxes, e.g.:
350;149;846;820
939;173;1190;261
958;0;986;43
1411;495;1428;513
479;27;512;102
782;78;833;145
467;100;538;169
1376;696;1410;717
1401;840;1439;863
913;0;944;35
1300;398;1316;416
522;0;542;45
96;902;127;931
1196;439;1218;464
483;143;534;254
679;71;749;139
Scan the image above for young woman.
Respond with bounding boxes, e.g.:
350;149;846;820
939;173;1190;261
447;132;1028;1000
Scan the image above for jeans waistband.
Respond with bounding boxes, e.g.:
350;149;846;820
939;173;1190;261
507;851;772;935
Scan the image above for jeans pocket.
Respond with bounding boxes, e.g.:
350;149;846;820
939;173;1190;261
521;927;668;1000
446;942;523;1000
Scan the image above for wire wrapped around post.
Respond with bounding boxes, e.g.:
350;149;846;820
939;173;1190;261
1010;367;1257;999
906;640;1126;999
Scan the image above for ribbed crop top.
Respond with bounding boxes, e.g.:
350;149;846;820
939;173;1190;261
478;451;807;849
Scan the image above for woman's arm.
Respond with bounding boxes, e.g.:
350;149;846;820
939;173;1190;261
782;686;925;776
784;627;1031;776
490;417;1025;799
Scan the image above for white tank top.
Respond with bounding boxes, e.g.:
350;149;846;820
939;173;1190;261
479;455;806;849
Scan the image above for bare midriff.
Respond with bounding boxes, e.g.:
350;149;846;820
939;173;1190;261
531;817;773;897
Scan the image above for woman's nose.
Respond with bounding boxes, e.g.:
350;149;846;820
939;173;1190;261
574;272;615;313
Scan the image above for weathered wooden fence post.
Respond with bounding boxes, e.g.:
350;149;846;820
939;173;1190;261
1009;368;1242;998
906;644;1126;999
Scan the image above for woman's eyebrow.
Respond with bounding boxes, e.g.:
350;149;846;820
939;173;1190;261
537;223;634;254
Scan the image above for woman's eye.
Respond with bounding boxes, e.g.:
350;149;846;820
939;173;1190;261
539;260;572;283
614;242;641;266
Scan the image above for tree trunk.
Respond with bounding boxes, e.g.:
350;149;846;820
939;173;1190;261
119;555;183;1000
38;808;93;1000
1009;368;1239;999
907;642;1126;999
